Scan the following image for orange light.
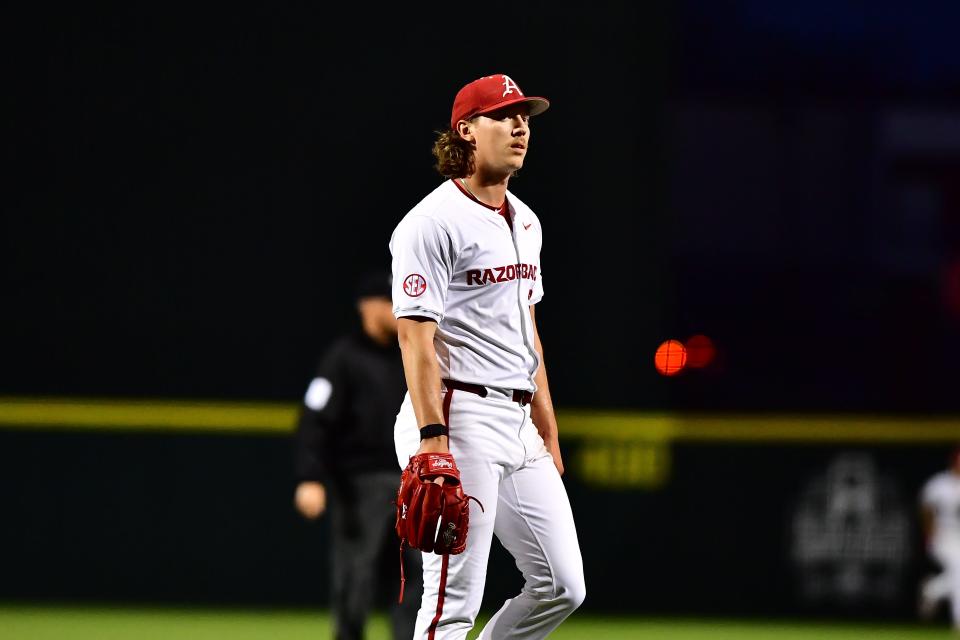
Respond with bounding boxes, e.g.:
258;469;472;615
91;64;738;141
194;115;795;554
655;339;687;376
685;334;716;369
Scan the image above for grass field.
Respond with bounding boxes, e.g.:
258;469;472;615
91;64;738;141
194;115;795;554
0;605;956;639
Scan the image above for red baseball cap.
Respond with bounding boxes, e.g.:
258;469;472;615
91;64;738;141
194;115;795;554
450;74;550;130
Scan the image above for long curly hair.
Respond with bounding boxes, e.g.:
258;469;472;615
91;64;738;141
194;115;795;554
432;129;475;179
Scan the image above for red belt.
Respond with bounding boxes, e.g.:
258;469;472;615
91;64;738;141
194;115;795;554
442;379;533;407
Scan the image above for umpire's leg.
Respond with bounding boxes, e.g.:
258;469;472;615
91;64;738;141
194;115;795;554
331;471;421;640
391;511;423;639
328;473;390;640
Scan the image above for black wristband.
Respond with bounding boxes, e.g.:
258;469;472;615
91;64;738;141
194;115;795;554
419;423;449;439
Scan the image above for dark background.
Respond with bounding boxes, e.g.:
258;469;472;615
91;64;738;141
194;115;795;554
5;0;960;623
7;3;669;407
9;2;959;413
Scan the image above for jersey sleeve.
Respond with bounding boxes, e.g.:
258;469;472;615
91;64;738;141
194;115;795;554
921;476;940;508
389;214;454;321
293;343;348;482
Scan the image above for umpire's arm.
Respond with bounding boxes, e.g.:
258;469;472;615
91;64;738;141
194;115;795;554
293;404;331;520
292;345;346;519
529;305;564;476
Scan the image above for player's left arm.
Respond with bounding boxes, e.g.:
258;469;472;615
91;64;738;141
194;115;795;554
529;304;564;476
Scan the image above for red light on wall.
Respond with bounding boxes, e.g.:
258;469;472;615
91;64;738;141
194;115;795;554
655;339;687;376
685;334;716;369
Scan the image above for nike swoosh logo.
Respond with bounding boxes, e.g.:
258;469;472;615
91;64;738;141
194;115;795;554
523;223;532;230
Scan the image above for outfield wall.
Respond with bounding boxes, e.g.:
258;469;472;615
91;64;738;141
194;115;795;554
1;398;955;620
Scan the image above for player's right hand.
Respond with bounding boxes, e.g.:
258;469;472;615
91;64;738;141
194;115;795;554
545;439;565;476
294;481;327;519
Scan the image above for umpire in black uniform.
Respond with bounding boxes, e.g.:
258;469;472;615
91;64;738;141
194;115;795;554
293;270;422;640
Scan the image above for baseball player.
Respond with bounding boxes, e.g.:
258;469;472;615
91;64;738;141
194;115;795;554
389;73;585;639
919;447;960;628
293;270;422;640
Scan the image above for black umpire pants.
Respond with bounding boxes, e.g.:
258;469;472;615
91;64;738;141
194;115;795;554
328;470;422;640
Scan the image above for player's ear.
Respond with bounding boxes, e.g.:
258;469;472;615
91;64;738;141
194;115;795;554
456;119;475;142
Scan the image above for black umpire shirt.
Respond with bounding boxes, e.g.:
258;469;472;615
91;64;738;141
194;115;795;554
294;330;407;482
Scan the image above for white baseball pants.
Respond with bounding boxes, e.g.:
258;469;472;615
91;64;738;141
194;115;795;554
923;539;960;627
394;385;586;640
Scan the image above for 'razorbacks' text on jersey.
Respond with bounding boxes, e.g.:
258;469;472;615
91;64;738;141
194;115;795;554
389;179;543;391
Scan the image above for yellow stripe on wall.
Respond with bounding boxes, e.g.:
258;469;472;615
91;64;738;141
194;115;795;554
1;397;960;443
558;411;960;443
0;397;298;434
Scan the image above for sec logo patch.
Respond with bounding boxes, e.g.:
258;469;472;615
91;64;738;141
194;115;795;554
403;274;427;297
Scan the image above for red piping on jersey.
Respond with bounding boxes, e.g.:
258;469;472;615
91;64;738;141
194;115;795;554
442;388;454;435
428;553;450;639
452;179;513;231
452;178;501;210
500;202;513;231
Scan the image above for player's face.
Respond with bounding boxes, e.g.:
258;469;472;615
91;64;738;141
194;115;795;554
471;103;531;176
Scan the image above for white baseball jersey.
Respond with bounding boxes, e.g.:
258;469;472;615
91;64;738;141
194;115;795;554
923;471;960;545
389;179;544;392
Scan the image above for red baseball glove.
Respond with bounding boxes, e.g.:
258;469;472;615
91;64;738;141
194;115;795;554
395;452;482;555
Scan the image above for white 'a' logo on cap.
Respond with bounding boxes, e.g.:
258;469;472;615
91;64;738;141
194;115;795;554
502;75;523;97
